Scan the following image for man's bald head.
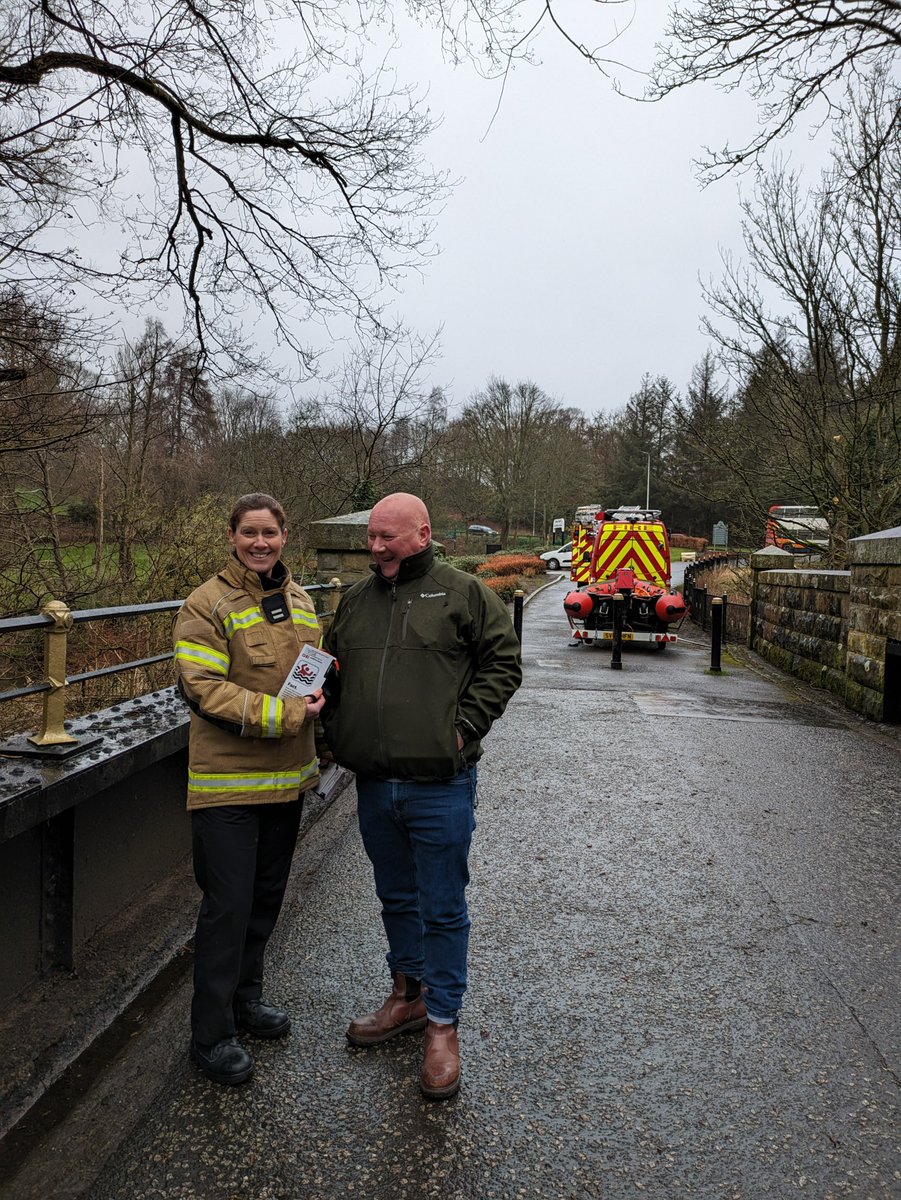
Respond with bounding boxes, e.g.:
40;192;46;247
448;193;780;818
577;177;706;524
367;492;432;580
371;492;430;529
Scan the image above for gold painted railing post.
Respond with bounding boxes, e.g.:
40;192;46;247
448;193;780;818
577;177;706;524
28;599;78;747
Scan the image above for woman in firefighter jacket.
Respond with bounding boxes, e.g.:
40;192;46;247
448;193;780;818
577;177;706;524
173;492;326;1085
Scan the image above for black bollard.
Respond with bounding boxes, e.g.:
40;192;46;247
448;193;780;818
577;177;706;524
611;592;624;670
513;589;524;643
710;596;723;673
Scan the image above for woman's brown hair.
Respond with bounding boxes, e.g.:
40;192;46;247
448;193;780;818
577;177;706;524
228;493;287;532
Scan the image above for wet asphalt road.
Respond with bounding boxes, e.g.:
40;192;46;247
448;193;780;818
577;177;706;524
9;580;901;1200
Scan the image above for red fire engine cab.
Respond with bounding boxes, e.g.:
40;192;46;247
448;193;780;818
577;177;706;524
562;506;688;649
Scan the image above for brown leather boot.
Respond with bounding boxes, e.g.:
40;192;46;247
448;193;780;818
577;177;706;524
346;972;427;1047
420;1020;461;1100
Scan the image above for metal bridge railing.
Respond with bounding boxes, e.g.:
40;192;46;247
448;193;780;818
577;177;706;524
682;553;751;646
0;581;346;754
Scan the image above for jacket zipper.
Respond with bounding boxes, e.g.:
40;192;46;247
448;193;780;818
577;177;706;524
400;597;413;642
375;585;397;764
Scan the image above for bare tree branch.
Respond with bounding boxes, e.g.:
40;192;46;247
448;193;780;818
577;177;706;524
693;70;901;547
0;1;448;372
650;1;901;176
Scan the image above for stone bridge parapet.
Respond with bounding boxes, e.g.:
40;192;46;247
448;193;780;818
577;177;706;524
749;526;901;722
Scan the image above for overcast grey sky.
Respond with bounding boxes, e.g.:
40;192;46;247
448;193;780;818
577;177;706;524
96;3;834;419
365;4;832;418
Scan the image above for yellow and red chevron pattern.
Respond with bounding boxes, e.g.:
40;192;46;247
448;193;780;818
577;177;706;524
591;523;670;587
570;525;595;583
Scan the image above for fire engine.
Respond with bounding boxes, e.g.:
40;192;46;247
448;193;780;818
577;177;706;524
562;506;688;649
764;504;829;554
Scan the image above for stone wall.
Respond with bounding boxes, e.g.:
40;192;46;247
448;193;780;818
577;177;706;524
750;557;850;699
846;527;901;720
309;509;444;586
308;510;373;586
749;528;901;722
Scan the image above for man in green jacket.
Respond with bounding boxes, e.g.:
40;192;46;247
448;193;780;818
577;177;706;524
322;492;522;1099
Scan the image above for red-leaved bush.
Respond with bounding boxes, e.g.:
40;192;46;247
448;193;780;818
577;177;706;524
670;534;709;551
480;576;519;602
476;554;544;579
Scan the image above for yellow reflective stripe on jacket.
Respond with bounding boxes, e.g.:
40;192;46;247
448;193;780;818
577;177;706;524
187;758;319;794
261;694;283;739
223;606;265;639
291;608;319;630
174;640;230;676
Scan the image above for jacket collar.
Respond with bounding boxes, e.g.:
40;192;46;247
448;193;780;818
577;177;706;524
370;542;434;586
222;551;290;594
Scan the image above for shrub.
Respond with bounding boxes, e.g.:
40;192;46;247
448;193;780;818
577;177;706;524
476;553;544;579
480;576;519;602
66;499;98;525
692;563;751;603
671;533;709;551
446;555;486;575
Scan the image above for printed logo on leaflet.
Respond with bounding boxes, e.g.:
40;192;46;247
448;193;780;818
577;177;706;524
420;592;446;599
292;661;318;685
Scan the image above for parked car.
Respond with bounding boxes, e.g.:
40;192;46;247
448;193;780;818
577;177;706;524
468;524;499;537
540;541;572;571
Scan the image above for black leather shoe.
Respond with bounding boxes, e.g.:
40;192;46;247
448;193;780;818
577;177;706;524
189;1037;254;1085
235;998;291;1039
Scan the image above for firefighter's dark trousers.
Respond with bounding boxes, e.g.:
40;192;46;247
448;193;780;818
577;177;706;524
190;799;303;1046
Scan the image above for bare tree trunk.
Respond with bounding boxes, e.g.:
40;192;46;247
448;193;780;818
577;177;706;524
94;447;105;577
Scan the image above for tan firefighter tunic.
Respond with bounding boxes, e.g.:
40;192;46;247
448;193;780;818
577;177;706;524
174;554;322;809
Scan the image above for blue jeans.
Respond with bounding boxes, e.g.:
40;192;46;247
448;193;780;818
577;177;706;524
356;768;478;1023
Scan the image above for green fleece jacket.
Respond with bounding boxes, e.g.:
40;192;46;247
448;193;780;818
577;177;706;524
322;544;522;780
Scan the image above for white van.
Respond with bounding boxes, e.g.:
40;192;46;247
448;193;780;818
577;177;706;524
540;542;572;571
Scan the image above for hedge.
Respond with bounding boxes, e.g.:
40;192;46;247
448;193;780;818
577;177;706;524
446;555;486;575
670;534;709;551
480;576;520;602
475;553;544;579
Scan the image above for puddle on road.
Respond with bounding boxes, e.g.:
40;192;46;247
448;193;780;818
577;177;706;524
633;691;846;727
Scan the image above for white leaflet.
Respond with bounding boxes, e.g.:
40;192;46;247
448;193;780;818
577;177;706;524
278;643;336;699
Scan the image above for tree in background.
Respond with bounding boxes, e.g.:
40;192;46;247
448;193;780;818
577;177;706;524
455;378;563;544
597;373;678;515
210;387;286;501
669;352;739;538
582;409;627;507
104;322;171;587
287;327;447;519
523;408;596;539
142;494;236;598
434;418;491;538
0;291;103;611
695;71;901;553
101;319;218;586
159;350;218;479
0;290;97;460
